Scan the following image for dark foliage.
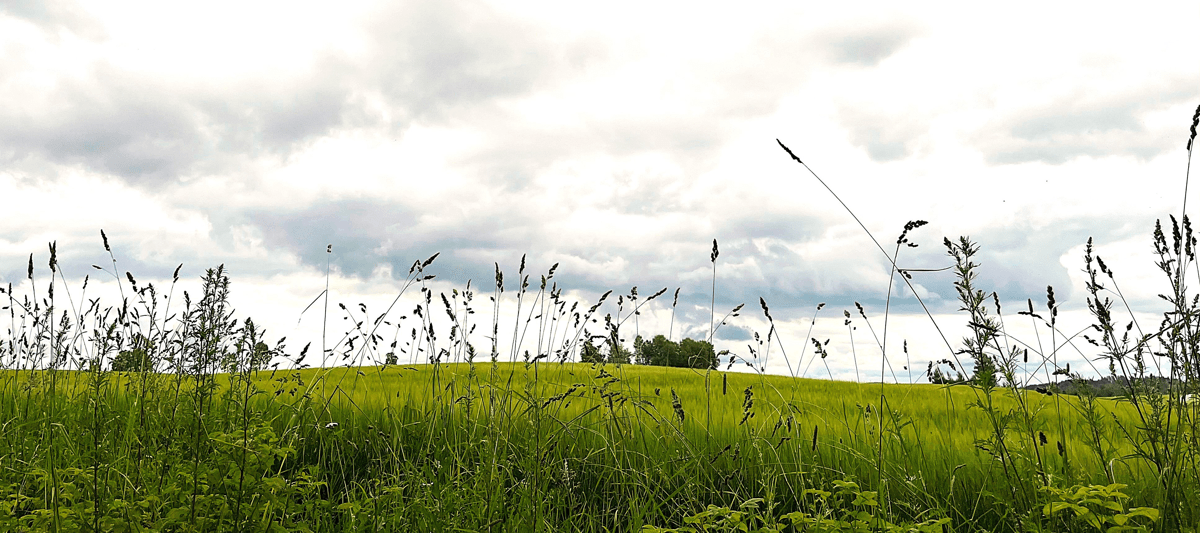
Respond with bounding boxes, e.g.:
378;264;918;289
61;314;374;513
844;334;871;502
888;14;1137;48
634;335;717;370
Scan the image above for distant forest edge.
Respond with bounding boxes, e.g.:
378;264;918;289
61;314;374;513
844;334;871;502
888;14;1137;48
581;335;718;369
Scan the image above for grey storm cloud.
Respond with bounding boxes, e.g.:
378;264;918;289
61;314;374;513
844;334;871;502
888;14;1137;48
0;0;599;189
827;17;927;163
198;69;359;158
230;192;846;316
823;22;920;67
0;66;210;186
975;79;1199;165
0;65;348;188
726;211;825;243
0;231;183;295
240;194;573;291
714;324;753;342
365;0;584;123
837;106;929;162
944;214;1154;308
246;198;427;279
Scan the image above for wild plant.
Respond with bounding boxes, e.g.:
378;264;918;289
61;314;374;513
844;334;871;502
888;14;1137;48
1038;483;1160;533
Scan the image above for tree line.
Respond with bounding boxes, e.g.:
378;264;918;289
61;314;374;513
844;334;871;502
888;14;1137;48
579;334;717;370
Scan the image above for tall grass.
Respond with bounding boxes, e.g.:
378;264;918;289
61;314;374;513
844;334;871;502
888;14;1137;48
0;106;1197;532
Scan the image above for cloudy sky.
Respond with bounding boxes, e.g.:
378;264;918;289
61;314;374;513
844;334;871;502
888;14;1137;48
1;1;1197;382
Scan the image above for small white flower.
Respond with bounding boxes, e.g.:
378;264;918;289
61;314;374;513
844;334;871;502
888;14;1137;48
325;422;339;430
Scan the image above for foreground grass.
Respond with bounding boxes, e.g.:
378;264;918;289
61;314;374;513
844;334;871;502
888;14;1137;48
0;361;1174;532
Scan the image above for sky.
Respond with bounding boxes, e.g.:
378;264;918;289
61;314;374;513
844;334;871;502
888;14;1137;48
1;1;1197;382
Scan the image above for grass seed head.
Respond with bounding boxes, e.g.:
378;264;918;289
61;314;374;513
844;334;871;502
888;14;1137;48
670;388;685;423
1188;102;1199;150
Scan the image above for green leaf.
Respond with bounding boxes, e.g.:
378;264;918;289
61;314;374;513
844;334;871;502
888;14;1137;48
1125;507;1160;521
781;511;814;524
914;518;953;532
1045;501;1084;516
832;480;859;493
1078;509;1102;529
852;491;878;507
1101;500;1124;512
164;506;190;523
804;489;831;500
739;498;765;511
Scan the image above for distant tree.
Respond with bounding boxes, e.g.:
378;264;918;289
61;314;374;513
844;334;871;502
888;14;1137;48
634;335;676;366
579;340;604;364
218;317;274;373
249;341;273;371
971;356;998;388
112;333;155;372
384;352;398;365
634;335;717;370
607;341;632;365
679;338;717;370
928;362;948;385
578;335;631;364
927;360;965;385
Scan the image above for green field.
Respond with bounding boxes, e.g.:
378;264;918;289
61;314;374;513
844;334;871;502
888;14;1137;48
0;356;1188;532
